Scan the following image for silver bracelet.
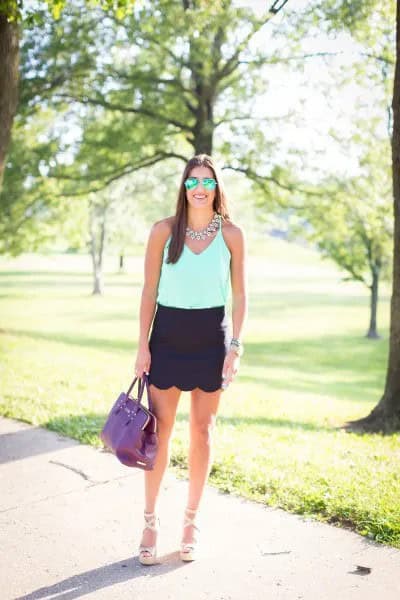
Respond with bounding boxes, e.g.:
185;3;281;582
229;338;243;356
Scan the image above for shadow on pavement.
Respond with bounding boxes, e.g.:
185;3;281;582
16;553;186;600
0;426;78;465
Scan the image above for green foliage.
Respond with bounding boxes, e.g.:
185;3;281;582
8;0;395;260
314;0;395;41
0;0;23;20
0;0;136;22
0;110;66;255
295;137;393;290
3;0;299;255
267;2;395;300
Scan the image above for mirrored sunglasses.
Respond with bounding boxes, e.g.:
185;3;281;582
184;177;218;191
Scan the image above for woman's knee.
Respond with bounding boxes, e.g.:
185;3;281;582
190;417;216;442
156;414;176;440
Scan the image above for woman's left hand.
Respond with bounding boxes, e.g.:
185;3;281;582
221;349;240;390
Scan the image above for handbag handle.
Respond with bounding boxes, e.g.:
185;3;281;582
126;373;154;412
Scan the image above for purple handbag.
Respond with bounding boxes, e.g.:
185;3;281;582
100;374;158;470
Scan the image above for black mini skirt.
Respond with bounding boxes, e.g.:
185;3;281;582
148;303;229;392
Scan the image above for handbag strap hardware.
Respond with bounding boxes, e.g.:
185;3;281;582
123;411;151;430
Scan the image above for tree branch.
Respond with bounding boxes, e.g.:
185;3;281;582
238;50;394;68
338;255;368;286
112;67;196;107
360;52;394;66
214;112;295;128
135;32;190;69
218;20;273;80
216;0;289;82
56;151;187;197
55;93;193;131
53;161;134;182
239;51;345;67
223;164;323;198
6;194;54;237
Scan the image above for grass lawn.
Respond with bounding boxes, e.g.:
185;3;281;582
0;238;399;548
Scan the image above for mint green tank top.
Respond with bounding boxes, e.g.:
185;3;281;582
157;216;231;309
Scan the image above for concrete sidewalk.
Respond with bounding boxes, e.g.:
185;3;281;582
1;416;399;600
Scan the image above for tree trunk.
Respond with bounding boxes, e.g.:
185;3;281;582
0;16;19;189
90;232;103;295
193;105;214;155
91;262;103;295
366;267;381;339
89;201;107;295
347;0;400;432
119;254;124;271
188;18;215;156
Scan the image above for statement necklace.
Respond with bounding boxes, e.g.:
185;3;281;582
186;213;220;241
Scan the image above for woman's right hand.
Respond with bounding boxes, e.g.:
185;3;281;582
135;345;151;378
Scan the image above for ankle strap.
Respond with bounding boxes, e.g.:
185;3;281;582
143;511;158;532
183;507;199;530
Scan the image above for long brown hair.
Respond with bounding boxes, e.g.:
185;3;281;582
167;154;230;264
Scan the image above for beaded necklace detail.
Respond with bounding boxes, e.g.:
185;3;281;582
186;213;220;241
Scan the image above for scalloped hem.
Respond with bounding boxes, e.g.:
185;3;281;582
148;380;222;393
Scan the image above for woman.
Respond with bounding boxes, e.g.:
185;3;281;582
134;154;247;565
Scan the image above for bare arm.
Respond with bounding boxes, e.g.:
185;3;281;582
135;219;171;376
229;225;247;342
221;223;248;388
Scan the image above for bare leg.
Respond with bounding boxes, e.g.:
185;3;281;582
140;384;181;554
182;387;221;546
